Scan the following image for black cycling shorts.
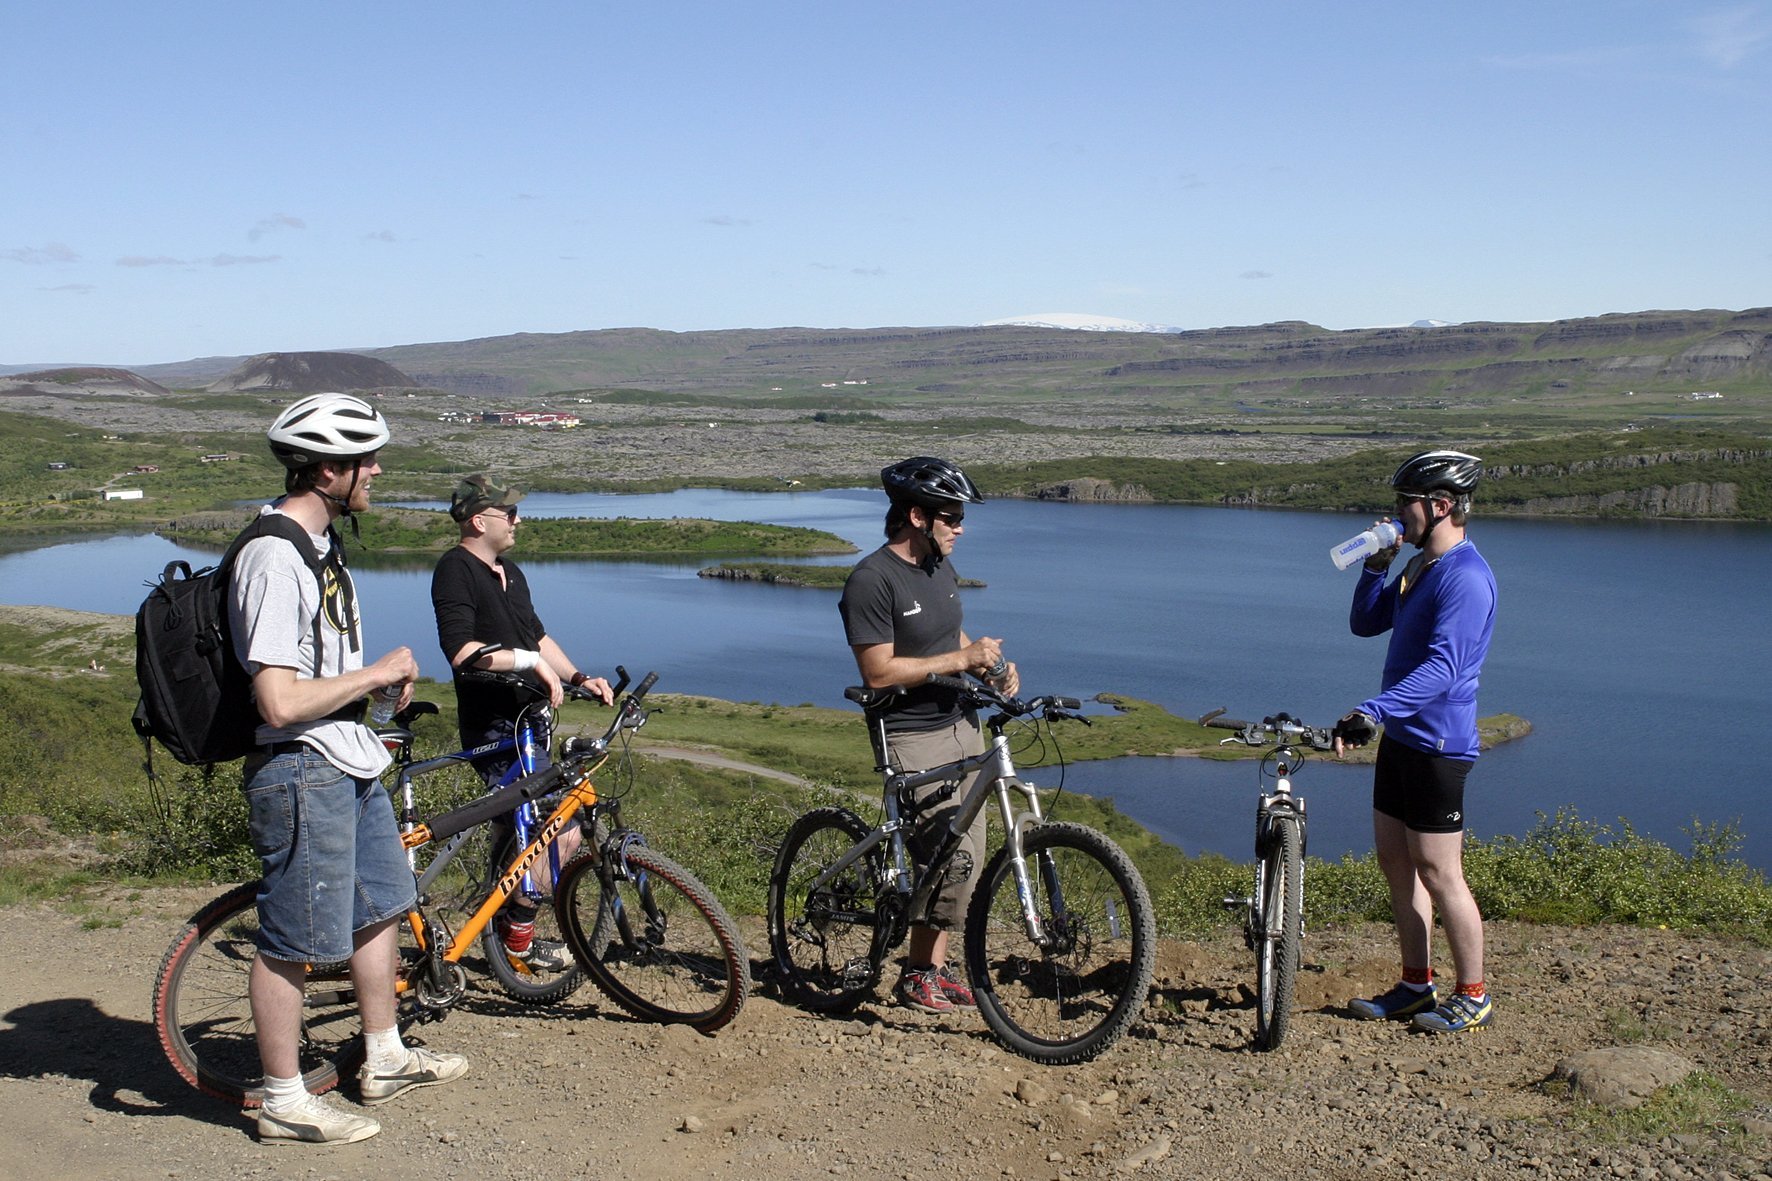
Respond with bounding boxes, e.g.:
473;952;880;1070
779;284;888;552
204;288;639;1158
1372;734;1473;834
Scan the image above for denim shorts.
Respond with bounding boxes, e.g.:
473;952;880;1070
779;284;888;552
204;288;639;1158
244;747;416;963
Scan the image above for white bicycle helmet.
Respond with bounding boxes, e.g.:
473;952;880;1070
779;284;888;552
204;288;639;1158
267;393;390;469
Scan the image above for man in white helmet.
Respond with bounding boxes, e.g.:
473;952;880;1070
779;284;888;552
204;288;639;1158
230;393;467;1143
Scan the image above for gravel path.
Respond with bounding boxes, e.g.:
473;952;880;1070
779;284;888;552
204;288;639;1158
1;880;1767;1181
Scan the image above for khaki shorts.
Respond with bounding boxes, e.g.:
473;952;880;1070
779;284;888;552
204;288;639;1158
884;718;989;930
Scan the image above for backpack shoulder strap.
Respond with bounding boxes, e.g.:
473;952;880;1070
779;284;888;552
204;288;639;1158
224;511;332;576
223;510;345;673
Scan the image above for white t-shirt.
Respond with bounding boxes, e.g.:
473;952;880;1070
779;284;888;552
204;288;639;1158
228;507;390;779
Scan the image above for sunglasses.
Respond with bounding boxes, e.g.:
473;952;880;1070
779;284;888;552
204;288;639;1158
481;505;519;522
932;509;965;527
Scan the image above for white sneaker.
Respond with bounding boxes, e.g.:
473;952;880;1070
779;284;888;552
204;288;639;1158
358;1045;470;1106
256;1093;380;1144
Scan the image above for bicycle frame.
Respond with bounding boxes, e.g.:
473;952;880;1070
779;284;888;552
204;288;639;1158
396;762;604;978
393;702;557;906
803;715;1060;950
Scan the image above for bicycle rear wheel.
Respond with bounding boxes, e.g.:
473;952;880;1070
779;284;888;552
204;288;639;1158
766;806;887;1014
1254;814;1304;1051
964;822;1155;1065
477;825;586;1005
152;884;362;1106
555;843;750;1031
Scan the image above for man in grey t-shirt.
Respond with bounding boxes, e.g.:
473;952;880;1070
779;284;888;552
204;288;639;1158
838;456;1019;1015
228;394;467;1144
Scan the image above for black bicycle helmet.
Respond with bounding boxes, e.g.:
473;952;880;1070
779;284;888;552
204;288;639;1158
880;455;984;509
267;393;390;469
1391;449;1483;496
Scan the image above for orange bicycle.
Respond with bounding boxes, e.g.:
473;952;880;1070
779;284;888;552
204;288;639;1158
152;669;751;1106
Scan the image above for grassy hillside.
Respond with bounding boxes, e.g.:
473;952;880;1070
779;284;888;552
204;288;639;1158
1;605;1764;941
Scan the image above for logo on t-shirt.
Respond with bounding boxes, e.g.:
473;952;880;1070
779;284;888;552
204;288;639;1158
901;600;923;617
321;565;359;642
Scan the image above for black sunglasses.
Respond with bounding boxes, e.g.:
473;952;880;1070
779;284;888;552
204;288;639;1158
932;509;965;526
482;505;519;521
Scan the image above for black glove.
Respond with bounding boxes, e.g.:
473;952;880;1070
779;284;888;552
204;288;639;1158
1333;710;1378;747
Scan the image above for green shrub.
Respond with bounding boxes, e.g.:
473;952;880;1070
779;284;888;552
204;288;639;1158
122;764;257;880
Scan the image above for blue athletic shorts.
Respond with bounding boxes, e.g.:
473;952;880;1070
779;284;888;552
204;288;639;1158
244;747;415;963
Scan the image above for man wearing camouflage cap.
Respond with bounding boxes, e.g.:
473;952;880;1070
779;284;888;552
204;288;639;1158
430;474;613;968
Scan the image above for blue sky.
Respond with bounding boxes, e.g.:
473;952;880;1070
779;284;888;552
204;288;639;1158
4;1;1768;366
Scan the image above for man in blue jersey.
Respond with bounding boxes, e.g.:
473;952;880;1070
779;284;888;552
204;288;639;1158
839;456;1019;1014
1332;450;1499;1034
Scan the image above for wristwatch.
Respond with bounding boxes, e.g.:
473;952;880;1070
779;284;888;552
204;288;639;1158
570;671;588;687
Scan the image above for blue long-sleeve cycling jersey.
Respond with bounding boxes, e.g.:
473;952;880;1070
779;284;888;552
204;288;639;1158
1350;539;1497;760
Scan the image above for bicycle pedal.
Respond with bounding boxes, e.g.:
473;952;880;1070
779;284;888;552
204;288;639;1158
1222;895;1250;910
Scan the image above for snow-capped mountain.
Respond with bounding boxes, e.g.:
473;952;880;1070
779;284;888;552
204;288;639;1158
981;312;1180;333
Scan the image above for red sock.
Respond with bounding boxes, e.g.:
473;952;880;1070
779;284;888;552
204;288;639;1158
1402;965;1433;987
502;918;535;952
1455;980;1486;999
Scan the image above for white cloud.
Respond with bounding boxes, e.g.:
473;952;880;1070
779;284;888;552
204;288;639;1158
248;214;306;242
365;230;397;243
210;254;282;266
116;255;185;267
1689;5;1769;68
3;243;79;264
703;215;754;227
40;283;96;293
1241;270;1274;280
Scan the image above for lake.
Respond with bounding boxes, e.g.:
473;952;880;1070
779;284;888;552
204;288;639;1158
4;490;1768;871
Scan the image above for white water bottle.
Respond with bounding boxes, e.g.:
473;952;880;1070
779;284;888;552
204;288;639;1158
369;684;401;726
1330;520;1402;571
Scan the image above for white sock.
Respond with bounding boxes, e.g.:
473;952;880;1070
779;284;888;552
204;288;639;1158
261;1073;310;1112
363;1026;406;1070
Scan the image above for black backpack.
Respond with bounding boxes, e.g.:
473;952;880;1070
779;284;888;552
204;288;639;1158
132;513;342;766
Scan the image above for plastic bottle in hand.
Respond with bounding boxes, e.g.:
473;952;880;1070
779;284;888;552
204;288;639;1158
369;684;401;726
1330;520;1402;571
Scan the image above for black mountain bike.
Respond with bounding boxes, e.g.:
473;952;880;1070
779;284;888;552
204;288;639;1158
769;675;1155;1065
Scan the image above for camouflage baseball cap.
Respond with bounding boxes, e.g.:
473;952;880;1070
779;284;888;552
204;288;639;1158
449;473;524;522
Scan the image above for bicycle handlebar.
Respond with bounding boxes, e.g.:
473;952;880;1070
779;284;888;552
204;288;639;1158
845;674;1087;724
1213;711;1335;751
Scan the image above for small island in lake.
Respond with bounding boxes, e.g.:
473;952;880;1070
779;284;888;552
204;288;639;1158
698;563;986;589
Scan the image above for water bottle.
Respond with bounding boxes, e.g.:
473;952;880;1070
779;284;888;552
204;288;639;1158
1330;520;1402;571
369;684;401;726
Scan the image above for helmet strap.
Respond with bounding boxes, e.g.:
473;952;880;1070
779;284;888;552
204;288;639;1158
314;458;366;541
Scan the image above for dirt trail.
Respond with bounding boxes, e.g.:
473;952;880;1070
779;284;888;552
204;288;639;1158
1;878;1768;1181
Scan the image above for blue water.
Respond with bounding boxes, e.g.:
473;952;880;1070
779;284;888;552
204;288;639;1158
6;492;1769;870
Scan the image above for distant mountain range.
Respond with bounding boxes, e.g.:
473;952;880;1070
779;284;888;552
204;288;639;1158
4;308;1767;404
979;312;1182;333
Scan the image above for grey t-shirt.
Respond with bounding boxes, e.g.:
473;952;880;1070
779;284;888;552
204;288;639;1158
839;545;967;732
229;507;390;779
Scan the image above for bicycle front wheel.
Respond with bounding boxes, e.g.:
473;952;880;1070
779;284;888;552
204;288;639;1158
555;844;750;1032
766;806;887;1014
152;884;362;1106
1254;814;1304;1051
964;822;1156;1065
477;826;586;1005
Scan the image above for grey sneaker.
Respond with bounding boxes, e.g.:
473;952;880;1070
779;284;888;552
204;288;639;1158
358;1045;470;1106
256;1093;380;1144
1348;982;1437;1020
508;937;572;972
